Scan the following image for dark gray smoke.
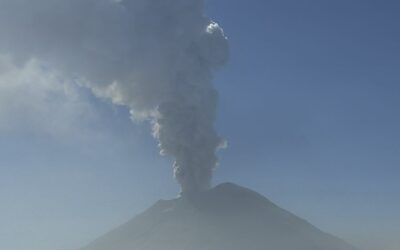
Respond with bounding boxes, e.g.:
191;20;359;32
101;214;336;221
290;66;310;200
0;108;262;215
0;0;229;195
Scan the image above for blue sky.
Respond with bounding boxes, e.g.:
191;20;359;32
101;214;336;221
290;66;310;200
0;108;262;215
0;1;399;250
209;1;400;248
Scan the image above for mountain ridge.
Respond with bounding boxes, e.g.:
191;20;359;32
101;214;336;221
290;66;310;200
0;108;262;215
82;182;357;250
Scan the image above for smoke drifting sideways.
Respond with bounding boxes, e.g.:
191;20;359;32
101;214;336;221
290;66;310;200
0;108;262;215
0;0;229;196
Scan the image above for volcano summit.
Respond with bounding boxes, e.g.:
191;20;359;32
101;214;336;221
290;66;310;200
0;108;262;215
82;183;356;250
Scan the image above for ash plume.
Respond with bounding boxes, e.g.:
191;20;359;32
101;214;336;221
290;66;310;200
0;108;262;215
0;0;229;195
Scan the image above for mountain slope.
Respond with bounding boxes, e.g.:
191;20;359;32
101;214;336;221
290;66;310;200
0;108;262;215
82;183;356;250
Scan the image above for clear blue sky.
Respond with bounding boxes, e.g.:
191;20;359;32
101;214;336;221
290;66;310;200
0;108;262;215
0;1;399;250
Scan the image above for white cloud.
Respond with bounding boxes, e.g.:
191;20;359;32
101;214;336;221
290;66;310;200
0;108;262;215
0;55;97;139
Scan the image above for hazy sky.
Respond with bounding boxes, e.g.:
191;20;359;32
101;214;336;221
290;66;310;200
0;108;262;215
0;1;399;250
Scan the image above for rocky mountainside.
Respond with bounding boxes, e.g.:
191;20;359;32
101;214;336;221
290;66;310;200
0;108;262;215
82;183;357;250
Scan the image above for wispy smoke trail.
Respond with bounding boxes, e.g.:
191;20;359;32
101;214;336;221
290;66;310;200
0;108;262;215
0;0;229;195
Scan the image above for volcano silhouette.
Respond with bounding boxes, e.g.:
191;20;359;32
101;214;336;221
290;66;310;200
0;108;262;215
82;183;356;250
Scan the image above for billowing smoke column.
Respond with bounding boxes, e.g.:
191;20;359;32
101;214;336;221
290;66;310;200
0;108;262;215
0;0;229;195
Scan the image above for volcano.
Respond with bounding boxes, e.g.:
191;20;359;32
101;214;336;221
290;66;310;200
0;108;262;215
82;183;356;250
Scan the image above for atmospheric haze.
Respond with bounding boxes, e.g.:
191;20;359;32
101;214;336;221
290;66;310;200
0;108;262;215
0;1;399;250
